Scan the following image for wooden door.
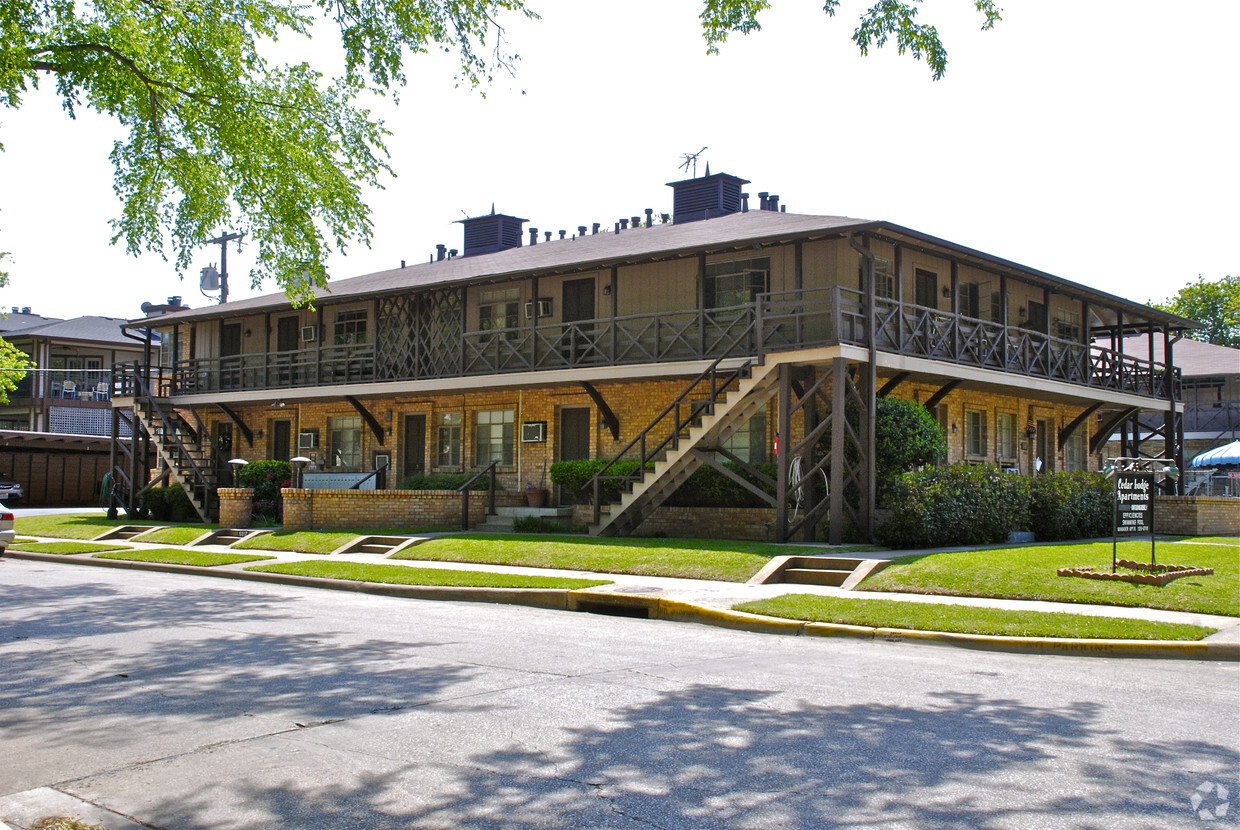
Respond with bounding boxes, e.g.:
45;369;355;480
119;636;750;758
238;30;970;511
558;408;591;504
271;420;291;462
914;269;938;309
214;422;234;485
403;414;426;480
562;278;596;362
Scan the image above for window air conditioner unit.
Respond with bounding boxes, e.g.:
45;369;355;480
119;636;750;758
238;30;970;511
524;297;553;320
298;430;319;449
521;421;547;443
301;325;317;342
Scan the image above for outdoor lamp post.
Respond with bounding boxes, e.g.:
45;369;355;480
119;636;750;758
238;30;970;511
291;456;311;489
227;458;247;488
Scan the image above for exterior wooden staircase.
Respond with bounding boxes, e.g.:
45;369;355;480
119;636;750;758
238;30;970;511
588;357;780;537
131;392;219;523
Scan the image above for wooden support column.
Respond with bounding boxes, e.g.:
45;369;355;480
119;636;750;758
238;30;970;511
950;261;960;360
697;253;707;358
829;359;847;545
802;368;819;543
609;266;619;364
530;274;539;368
999;273;1009;368
775;363;793;543
1164;328;1183;493
794;241;803;292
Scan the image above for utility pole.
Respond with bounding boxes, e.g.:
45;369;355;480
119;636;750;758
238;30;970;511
206;232;244;304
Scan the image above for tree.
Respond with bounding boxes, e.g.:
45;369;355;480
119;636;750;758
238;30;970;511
1152;275;1240;349
2;1;994;305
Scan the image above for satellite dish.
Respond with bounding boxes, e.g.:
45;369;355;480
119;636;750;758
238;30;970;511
200;265;221;291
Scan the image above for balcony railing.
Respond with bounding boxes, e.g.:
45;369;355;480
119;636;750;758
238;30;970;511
1140;400;1240;435
156;286;1177;400
9;369;113;401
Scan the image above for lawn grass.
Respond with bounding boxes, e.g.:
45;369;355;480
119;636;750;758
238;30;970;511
246;559;612;589
13;512;213;540
391;534;880;582
93;548;275;567
132;525;217;545
860;537;1240;617
8;541;131;555
231;528;443;554
733;594;1217;640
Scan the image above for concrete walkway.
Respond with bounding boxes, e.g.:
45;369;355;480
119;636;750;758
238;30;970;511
5;532;1237;661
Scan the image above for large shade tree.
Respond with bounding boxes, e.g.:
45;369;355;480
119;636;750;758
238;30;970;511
1152;275;1240;349
1;1;1001;305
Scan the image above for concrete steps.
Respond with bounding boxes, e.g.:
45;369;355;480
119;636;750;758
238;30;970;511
748;555;892;590
474;506;575;533
188;528;269;547
92;525;163;542
331;535;423;556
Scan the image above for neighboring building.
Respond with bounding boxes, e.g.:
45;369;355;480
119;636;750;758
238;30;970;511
0;312;152;436
113;171;1195;540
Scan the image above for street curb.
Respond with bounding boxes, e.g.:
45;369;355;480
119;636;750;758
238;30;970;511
6;549;1237;661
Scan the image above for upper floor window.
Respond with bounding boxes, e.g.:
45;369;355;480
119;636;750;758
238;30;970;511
858;258;895;300
334;309;368;345
479;288;520;333
1055;309;1081;341
705;257;770;309
960;282;981;319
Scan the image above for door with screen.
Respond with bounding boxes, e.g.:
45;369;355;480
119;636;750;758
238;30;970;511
562;278;596;363
403;414;426;479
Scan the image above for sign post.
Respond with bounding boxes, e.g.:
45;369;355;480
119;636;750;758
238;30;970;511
1113;470;1156;571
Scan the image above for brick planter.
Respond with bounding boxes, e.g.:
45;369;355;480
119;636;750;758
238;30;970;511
218;488;254;528
279;488;525;531
1154;496;1240;536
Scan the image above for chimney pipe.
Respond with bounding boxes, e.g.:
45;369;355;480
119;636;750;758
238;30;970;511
769;195;779;211
401;260;406;268
578;225;587;238
21;306;31;314
167;297;180;307
630;216;641;229
544;231;552;242
614;222;621;234
592;223;601;235
644;209;653;227
559;230;566;240
741;193;749;212
449;249;458;258
436;243;447;261
620;218;629;230
529;227;538;245
758;192;769;210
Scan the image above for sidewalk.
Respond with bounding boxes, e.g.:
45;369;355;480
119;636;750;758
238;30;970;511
6;533;1238;661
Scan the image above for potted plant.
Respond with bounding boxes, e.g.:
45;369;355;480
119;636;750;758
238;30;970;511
525;460;549;508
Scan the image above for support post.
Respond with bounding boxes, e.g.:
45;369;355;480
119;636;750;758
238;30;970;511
775;363;792;543
829;358;846;545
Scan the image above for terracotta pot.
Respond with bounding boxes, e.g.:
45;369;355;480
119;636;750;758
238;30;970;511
526;488;549;508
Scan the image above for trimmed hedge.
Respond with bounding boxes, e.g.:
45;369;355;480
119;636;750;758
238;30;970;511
236;460;292;523
551;458;776;508
877;465;1114;549
143;485;198;523
397;472;491;491
550;459;652;503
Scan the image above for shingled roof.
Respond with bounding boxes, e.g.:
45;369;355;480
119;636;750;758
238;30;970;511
9;316;135;346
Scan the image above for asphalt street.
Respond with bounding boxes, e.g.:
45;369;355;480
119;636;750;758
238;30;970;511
2;557;1237;829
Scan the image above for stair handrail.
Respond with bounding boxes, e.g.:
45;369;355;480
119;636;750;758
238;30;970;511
130;366;214;504
458;460;499;531
349;460;390;490
583;319;760;522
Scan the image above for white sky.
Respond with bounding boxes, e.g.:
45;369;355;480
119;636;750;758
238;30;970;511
0;0;1236;321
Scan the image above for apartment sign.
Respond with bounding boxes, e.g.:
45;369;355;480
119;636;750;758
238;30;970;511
1114;472;1154;535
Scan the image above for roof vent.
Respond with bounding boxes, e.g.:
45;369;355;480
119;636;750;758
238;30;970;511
457;210;527;257
667;172;750;223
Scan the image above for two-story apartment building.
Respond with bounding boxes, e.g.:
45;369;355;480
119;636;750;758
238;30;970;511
111;171;1194;542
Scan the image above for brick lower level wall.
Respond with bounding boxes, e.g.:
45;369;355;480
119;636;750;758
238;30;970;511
279;488;526;531
570;504;778;542
1154;496;1240;536
218;488;253;527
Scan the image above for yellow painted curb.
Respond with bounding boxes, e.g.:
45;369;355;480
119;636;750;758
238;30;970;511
655;599;805;635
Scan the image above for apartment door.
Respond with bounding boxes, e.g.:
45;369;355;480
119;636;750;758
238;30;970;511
914;268;938;309
403;414;426;479
558;407;591;504
562;278;596;363
220;322;242;389
275;316;300;385
270;419;291;462
1035;418;1053;474
214;422;234;485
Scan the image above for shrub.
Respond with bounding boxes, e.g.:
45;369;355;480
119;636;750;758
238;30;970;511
665;462;778;508
512;516;588;534
1029;470;1112;541
398;472;491;491
877;464;1029;549
143;485;197;522
550;459;652;503
236;460;292;523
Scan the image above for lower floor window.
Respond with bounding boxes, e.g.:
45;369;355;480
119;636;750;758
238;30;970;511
329;416;362;468
722;407;768;464
437;412;462;468
474;409;514;466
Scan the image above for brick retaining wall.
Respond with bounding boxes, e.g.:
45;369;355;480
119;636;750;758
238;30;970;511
279;488;526;531
570;504;778;541
1154;496;1240;536
218;488;253;527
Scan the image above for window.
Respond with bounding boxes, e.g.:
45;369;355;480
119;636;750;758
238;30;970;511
329;416;362;468
858;258;895;300
705;257;770;309
960;283;981;319
997;413;1017;462
721;407;768;464
990;291;1004;322
334;309;368;344
437;412;462;468
479;288;520;333
474;409;514;466
1054;309;1081;341
1064;428;1087;472
965;409;987;459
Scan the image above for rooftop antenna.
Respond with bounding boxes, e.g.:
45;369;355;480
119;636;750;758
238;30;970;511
679;146;708;178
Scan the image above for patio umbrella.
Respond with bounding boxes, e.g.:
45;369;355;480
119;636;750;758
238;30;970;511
1190;439;1240;468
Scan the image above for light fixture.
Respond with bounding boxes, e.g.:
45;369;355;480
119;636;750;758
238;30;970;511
270;400;287;408
227;457;247;487
1025;419;1037;438
951;423;958;434
290;456;312;488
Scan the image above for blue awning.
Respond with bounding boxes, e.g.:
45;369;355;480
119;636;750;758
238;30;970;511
1191;440;1240;467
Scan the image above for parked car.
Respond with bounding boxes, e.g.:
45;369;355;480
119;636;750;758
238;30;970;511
0;507;14;553
0;473;22;504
